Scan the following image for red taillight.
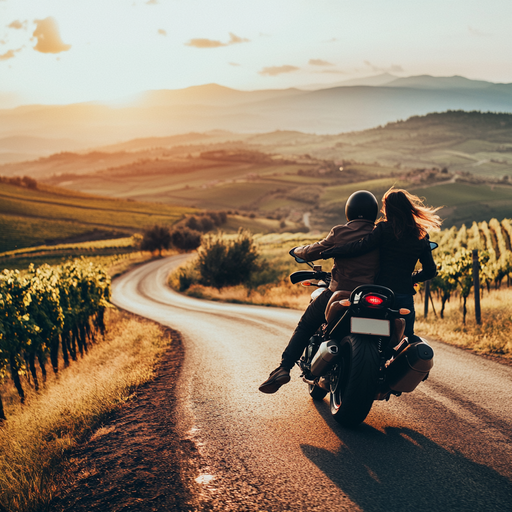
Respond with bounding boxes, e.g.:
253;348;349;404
364;295;384;306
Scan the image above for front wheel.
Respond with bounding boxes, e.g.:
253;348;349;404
330;334;379;427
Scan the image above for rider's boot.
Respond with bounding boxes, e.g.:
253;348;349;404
259;366;291;394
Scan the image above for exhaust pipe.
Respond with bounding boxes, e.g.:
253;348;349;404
310;340;339;377
386;340;434;393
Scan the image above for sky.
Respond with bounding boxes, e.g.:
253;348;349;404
1;0;512;107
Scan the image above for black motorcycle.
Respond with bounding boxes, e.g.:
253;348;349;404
289;247;436;427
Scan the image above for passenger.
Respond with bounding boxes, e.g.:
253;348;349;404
321;187;441;343
259;190;380;394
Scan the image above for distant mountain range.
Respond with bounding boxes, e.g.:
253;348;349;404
3;74;512;164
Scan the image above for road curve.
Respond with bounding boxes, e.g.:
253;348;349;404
112;255;512;512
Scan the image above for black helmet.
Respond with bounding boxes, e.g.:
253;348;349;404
345;190;379;222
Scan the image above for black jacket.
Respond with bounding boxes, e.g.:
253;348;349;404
320;221;437;295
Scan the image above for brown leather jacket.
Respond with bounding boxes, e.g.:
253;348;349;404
293;219;379;292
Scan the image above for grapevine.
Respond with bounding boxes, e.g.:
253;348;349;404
0;259;110;419
429;218;512;322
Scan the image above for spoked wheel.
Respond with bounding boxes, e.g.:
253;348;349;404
330;334;379;427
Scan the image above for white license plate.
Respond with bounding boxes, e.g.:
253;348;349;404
351;317;390;336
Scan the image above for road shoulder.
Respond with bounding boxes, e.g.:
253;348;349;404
50;327;201;512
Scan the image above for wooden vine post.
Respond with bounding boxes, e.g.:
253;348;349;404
424;280;430;318
472;249;481;325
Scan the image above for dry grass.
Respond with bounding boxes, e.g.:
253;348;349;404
415;287;512;358
0;309;173;512
186;280;312;310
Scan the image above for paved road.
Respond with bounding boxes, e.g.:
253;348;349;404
112;255;512;512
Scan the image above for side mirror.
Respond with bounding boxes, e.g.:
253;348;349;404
289;247;307;264
429;242;438;251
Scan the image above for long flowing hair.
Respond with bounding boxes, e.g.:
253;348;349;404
381;187;442;239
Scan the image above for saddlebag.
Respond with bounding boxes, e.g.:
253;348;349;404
386;340;434;393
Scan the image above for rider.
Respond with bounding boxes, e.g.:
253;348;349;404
259;190;380;394
320;187;441;343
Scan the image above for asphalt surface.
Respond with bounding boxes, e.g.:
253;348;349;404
112;255;512;512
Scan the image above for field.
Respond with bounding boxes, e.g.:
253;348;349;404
0;181;195;253
3;112;512;237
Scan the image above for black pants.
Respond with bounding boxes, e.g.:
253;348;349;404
280;289;333;370
394;293;422;344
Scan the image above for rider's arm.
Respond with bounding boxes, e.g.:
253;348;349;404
293;228;337;261
412;241;437;284
320;223;384;259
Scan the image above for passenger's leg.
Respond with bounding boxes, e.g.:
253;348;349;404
394;293;421;344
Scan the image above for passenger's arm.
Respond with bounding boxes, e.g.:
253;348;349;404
320;224;383;259
412;241;437;283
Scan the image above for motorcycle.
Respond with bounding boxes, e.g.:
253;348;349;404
289;246;437;427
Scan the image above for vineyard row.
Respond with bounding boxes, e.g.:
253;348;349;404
0;259;111;420
428;218;512;322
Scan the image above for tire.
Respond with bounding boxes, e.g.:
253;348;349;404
330;334;379;427
309;383;328;401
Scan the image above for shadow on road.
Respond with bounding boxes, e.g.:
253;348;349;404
301;400;512;512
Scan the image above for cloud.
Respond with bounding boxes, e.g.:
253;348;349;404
309;59;333;66
186;38;224;48
33;17;71;54
364;60;403;73
185;32;249;48
8;20;27;30
227;33;249;44
229;62;241;67
146;0;158;4
0;48;21;61
258;65;299;76
320;69;347;74
158;29;167;36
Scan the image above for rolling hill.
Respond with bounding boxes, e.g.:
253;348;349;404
3;110;512;242
3;75;512;163
0;180;194;253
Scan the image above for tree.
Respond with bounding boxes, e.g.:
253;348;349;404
140;225;172;256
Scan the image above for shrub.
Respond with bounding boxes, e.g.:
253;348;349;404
199;216;215;232
184;212;228;233
140;225;171;256
197;231;259;289
185;216;201;231
170;227;202;252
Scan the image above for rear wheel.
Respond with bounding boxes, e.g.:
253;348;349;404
330;334;379;427
308;383;328;400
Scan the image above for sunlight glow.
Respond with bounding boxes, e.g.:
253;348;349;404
1;0;512;105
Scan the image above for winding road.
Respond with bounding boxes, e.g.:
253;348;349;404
112;255;512;512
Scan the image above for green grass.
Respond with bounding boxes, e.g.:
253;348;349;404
415;182;512;206
0;183;193;253
0;214;97;253
164;181;280;209
410;182;512;226
320;178;402;206
222;215;285;234
264;174;329;185
450;139;500;154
